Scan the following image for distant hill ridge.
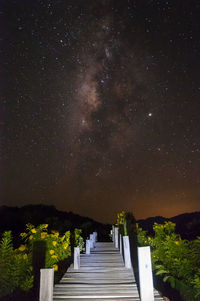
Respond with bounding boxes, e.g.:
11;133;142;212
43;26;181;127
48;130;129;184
0;204;97;227
1;205;200;240
137;211;200;240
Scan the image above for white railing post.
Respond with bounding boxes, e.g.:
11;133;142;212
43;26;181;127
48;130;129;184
92;232;96;246
123;236;132;268
114;227;119;248
119;234;122;255
39;268;54;301
74;247;80;269
112;225;115;242
86;239;90;254
138;246;154;301
90;234;94;248
94;231;98;242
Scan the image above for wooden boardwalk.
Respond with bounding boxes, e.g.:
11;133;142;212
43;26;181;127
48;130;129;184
53;242;164;300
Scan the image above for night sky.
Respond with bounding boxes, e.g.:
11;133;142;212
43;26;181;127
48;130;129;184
1;0;200;223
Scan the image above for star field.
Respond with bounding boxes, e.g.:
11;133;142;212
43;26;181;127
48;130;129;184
1;0;200;223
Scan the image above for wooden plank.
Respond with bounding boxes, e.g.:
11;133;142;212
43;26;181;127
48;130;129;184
53;295;140;298
54;291;140;296
53;296;140;301
55;284;138;288
62;274;134;279
60;278;134;285
54;286;139;293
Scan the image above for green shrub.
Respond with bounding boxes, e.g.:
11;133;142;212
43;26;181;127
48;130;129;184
0;224;72;298
74;228;85;252
0;231;33;297
137;222;200;300
22;223;71;271
116;211;127;235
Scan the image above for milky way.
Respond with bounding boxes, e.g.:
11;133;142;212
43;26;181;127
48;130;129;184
1;0;200;222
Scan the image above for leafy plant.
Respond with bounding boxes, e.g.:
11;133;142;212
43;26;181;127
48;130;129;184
74;228;85;252
0;231;33;297
116;211;127;235
136;223;149;246
137;222;200;300
22;223;71;271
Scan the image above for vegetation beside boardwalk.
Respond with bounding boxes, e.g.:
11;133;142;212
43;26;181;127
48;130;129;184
116;211;200;301
137;221;200;301
0;223;74;299
0;205;111;300
1;205;200;300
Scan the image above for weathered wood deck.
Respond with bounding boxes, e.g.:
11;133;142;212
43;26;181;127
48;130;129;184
53;242;164;300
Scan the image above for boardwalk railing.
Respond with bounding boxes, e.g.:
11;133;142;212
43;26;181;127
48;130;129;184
114;225;163;301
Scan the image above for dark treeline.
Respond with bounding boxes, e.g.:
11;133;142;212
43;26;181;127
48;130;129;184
0;204;111;245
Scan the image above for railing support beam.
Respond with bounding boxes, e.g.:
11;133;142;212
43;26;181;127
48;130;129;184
39;268;54;301
123;235;132;268
86;239;90;255
119;234;122;255
114;227;119;249
90;234;94;248
74;247;80;269
138;246;154;301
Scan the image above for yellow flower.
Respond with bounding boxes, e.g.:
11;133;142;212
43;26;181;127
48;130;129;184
51;255;57;259
18;245;26;251
44;224;48;228
175;241;180;245
31;229;37;234
51;230;59;236
23;254;28;260
51;233;59;238
63;243;69;249
148;237;151;240
41;232;47;239
53;264;58;271
52;241;57;246
49;250;55;255
61;235;65;241
29;235;33;240
20;232;27;238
